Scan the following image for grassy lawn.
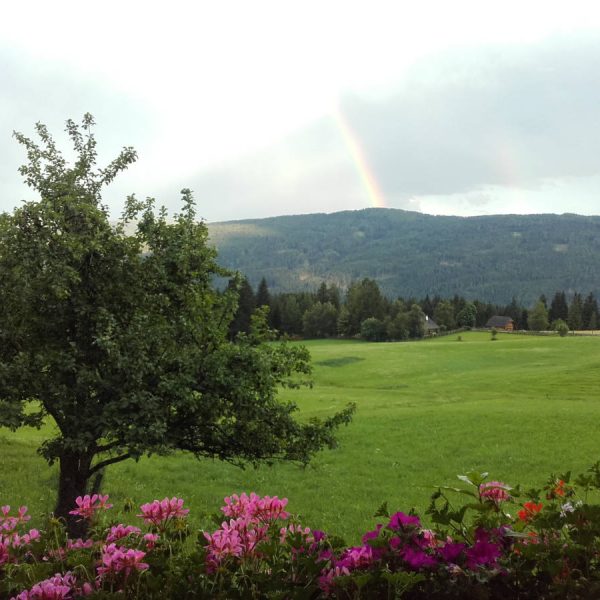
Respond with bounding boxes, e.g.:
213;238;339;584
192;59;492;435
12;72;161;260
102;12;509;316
2;331;600;542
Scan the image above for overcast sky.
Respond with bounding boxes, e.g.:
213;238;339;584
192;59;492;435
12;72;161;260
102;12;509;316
1;1;600;222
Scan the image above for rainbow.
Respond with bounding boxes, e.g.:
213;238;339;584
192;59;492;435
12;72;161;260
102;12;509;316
332;105;387;209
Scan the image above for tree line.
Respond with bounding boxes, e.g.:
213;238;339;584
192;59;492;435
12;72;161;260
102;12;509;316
229;277;600;341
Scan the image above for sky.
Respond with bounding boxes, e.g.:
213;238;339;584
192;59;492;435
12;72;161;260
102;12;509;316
1;0;600;222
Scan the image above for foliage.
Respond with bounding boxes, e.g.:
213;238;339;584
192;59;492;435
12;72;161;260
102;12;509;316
433;300;455;331
342;279;387;336
0;116;353;534
303;302;339;338
407;304;426;339
227;276;255;338
360;318;387;342
553;319;569;337
208;209;600;305
4;465;600;598
528;300;550;331
568;292;583;331
456;302;477;328
490;327;498;341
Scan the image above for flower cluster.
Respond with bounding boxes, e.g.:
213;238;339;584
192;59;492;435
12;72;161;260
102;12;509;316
11;572;92;600
6;464;600;599
97;543;149;579
479;481;511;505
204;493;291;570
68;494;112;520
221;492;289;522
0;505;40;567
137;497;189;529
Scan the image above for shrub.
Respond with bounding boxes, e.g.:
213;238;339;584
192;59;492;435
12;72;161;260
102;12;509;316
553;318;569;337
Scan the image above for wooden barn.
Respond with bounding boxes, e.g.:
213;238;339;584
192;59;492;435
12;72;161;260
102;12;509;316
485;316;515;331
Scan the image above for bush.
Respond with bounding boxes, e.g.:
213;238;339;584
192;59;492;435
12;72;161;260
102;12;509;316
4;464;600;598
360;317;388;342
553;318;569;337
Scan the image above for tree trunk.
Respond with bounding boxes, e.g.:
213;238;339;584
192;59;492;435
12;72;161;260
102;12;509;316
55;452;92;538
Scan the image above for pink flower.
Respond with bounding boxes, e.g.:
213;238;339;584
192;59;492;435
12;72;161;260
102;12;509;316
1;506;30;533
479;481;511;505
222;493;289;522
97;544;149;579
137;497;189;528
69;495;112;519
66;538;94;551
10;572;87;600
106;524;141;543
143;533;159;549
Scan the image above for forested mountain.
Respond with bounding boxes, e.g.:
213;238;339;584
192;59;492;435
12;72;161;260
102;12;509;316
208;209;600;305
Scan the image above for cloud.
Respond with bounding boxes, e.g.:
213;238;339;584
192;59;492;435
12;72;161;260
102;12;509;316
186;32;600;221
0;46;155;215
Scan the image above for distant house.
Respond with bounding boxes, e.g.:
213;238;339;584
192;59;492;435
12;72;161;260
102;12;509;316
485;316;514;331
424;315;440;335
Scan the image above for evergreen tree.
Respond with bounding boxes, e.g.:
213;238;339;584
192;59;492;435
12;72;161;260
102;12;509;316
504;297;522;329
421;295;434;318
344;279;386;335
568;293;583;331
228;277;255;338
582;292;599;330
549;291;569;323
256;277;271;308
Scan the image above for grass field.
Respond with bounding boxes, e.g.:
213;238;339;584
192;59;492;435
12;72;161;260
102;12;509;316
2;331;600;542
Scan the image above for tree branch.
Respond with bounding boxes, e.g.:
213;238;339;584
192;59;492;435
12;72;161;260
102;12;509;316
94;441;121;454
88;453;131;475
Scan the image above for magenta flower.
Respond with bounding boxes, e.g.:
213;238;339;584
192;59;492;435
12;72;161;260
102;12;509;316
401;546;438;570
438;540;466;563
361;524;383;544
137;497;189;528
388;511;421;530
465;530;503;570
69;495;112;520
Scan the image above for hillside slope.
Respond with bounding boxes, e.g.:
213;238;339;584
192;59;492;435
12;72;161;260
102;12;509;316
207;209;600;304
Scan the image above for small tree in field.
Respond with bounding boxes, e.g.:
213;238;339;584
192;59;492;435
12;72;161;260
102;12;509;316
490;327;498;341
0;116;354;536
553;319;569;337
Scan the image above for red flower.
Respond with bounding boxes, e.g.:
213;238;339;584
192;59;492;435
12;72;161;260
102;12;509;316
518;502;543;522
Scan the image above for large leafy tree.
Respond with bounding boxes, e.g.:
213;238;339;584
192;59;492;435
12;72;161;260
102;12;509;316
0;116;353;535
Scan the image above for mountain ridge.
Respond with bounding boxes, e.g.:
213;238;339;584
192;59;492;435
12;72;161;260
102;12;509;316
207;208;600;305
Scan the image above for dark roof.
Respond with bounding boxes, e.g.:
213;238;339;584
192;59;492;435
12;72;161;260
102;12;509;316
485;316;514;327
424;316;439;330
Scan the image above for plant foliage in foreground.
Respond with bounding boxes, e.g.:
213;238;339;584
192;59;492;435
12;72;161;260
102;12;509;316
3;464;600;599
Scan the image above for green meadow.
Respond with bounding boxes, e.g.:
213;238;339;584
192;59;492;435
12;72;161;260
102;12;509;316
2;331;600;542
